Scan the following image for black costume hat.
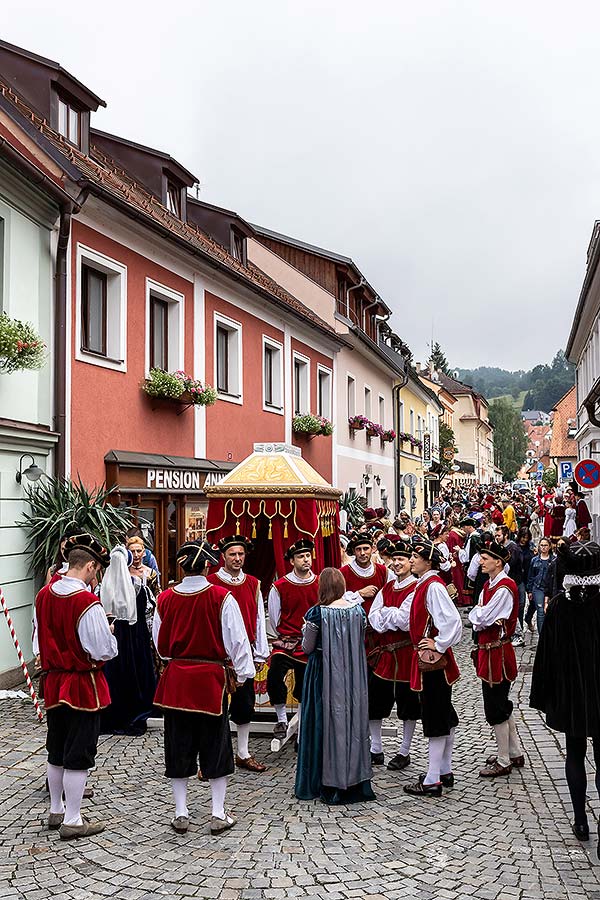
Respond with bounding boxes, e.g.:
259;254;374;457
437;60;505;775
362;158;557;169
285;538;315;561
479;543;511;565
411;537;441;568
60;522;83;543
176;540;220;573
459;517;477;528
347;532;373;555
63;533;111;567
388;539;412;559
558;540;600;576
218;534;253;554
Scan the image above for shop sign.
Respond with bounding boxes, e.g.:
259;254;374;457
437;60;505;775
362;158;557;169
145;468;227;491
422;433;432;467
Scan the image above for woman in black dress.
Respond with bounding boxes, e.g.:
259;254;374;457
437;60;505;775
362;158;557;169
530;540;600;850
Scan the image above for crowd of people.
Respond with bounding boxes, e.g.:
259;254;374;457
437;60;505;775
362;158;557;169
31;476;600;856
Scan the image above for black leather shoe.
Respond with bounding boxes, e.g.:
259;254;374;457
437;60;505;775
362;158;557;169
403;780;442;797
387;753;410;771
572;822;590;841
418;772;454;788
370;752;385;766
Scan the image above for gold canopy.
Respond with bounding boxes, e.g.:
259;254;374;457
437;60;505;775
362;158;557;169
204;442;341;499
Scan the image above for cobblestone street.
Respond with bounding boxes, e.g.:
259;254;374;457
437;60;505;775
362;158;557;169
2;625;600;900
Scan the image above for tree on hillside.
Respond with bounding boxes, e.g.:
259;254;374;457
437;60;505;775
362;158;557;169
459;350;575;413
489;398;528;481
428;341;452;376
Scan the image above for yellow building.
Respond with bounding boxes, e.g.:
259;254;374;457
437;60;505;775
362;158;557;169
396;368;443;515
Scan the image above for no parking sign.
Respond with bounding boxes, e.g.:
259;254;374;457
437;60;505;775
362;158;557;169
574;459;600;489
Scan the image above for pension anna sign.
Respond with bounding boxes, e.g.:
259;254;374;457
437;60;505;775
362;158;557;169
147;468;225;491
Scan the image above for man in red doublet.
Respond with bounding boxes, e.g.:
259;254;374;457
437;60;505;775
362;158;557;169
208;535;268;773
340;533;393;620
267;539;318;739
153;540;254;835
403;538;462;798
469;543;524;778
368;540;419;770
34;533;115;840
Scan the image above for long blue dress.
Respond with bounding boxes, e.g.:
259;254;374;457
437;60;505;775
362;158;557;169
295;603;375;804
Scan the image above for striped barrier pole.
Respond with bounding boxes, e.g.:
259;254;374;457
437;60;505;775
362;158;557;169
0;585;43;722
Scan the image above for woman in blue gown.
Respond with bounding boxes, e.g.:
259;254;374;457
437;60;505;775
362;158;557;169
295;567;375;804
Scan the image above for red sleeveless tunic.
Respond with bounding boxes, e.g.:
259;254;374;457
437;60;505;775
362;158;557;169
371;578;416;682
271;574;318;663
35;584;111;711
408;574;461;692
208;572;260;645
475;576;519;685
154;583;230;715
340;562;389;618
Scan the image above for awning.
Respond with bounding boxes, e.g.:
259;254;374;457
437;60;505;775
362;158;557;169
104;450;235;472
454;460;476;474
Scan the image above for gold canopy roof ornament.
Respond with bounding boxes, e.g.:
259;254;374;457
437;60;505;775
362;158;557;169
204;443;342;499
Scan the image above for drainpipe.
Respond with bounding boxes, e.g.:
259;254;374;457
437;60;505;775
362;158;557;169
362;295;380;333
54;207;72;479
346;278;365;323
392;370;409;516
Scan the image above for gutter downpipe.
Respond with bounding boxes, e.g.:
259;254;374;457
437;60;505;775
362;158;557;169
392;367;409;516
346;278;365;323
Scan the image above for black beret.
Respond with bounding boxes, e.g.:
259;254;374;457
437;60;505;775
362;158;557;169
218;534;253;554
285;539;315;561
176;540;220;573
480;543;511;565
347;532;373;555
558;540;600;576
411;537;441;568
63;533;111;567
459;517;478;528
388;539;412;559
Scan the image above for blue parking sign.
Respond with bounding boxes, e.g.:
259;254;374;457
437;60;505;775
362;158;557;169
560;461;574;482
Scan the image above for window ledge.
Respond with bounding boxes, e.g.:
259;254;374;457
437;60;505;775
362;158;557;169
263;403;285;416
217;391;243;406
76;348;127;372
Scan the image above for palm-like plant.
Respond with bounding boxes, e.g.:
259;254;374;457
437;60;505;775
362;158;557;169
18;477;133;577
339;491;367;528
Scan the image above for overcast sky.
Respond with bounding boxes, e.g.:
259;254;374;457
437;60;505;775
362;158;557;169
7;1;600;369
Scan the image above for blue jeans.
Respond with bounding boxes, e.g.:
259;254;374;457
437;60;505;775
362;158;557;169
518;582;526;627
530;589;545;634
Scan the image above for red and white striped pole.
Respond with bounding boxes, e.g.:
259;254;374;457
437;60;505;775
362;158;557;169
0;586;43;722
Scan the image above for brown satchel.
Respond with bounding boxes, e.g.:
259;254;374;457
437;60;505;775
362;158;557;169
417;615;448;672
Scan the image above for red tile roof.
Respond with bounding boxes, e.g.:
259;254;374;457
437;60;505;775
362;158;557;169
0;80;342;343
549;385;577;459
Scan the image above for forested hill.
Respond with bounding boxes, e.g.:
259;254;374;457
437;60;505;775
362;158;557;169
457;351;575;412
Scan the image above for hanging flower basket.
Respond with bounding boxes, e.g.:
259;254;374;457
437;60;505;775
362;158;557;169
366;421;385;439
0;312;46;374
381;429;396;443
142;368;217;410
293;413;333;437
348;415;369;431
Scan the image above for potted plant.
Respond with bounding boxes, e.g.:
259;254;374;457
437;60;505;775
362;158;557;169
348;414;369;431
142;368;217;408
366;421;384;439
18;477;133;578
0;312;46;374
292;413;333;437
381;428;396;443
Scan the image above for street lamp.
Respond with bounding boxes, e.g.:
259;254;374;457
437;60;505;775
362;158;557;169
16;454;44;484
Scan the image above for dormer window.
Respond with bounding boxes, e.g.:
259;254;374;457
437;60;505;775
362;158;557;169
166;180;182;217
57;95;80;147
230;227;247;265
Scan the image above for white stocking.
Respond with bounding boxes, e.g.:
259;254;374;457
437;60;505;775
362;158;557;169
369;720;383;754
236;723;250;760
274;703;287;724
47;763;65;814
493;721;510;768
210;776;227;819
507;715;523;758
424;736;446;785
441;727;456;776
399;719;417;757
63;769;87;826
170;777;189;818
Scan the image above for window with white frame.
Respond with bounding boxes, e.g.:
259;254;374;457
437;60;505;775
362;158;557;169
263;337;283;412
364;386;372;419
317;366;332;419
76;245;127;372
417;414;422;436
378;395;385;426
146;280;184;374
57;95;80;147
410;409;415;434
214;314;242;401
398;400;404;432
293;354;310;415
347;375;356;417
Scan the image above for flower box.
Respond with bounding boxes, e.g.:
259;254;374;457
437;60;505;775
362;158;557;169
381;429;396;443
293;413;333;437
142;368;217;412
348;415;369;431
